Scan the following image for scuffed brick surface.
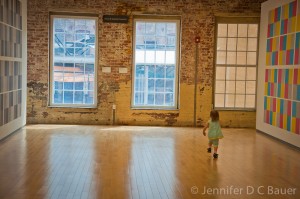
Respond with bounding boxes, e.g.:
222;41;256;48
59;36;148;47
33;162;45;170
27;0;265;127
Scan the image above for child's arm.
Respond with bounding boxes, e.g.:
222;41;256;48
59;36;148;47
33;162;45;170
202;123;209;136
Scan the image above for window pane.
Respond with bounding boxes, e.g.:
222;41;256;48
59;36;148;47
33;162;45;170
166;65;175;78
54;19;65;32
148;94;154;105
166;51;175;64
235;95;245;108
74;91;83;103
148;65;155;78
64;82;74;90
246;67;256;80
165;93;174;105
155;79;164;92
165;80;174;92
64;91;73;103
54;90;63;103
215;81;225;93
228;24;237;37
247;38;257;51
156;36;166;46
237;38;247;51
236;67;246;80
146;23;155;35
227;52;236;64
155;65;165;78
136;65;145;78
215;94;225;107
218;24;227;37
217;51;226;64
217;38;227;50
85;91;94;104
156;23;166;36
216;67;225;80
135;79;144;91
246;81;256;94
238;24;248;37
237;52;246;65
226;67;236;80
166;23;176;35
236;81;246;94
155;51;165;63
145;51;155;63
248;24;258;37
226;81;235;93
225;94;235;107
136;22;145;35
155;93;164;105
247;52;257;65
135;92;144;105
227;38;237;51
148;79;154;91
75;82;83;90
245;95;255;108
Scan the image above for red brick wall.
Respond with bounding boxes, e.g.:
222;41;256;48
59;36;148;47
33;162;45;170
27;0;265;127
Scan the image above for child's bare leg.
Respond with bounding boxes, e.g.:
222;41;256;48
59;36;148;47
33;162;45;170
213;139;219;158
213;146;218;153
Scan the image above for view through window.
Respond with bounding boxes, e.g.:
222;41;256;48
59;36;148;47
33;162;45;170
214;19;259;109
133;18;180;109
50;15;97;107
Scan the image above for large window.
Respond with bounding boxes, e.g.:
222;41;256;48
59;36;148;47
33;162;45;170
214;18;259;110
132;17;180;109
49;14;98;107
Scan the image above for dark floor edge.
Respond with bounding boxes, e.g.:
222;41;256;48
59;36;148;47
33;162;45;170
0;126;24;143
256;129;300;151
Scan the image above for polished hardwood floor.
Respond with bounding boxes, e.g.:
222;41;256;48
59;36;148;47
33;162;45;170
0;125;299;199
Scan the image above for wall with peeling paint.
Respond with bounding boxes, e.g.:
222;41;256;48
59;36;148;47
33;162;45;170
27;0;264;127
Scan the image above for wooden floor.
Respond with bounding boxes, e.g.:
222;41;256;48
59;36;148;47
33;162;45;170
0;125;299;199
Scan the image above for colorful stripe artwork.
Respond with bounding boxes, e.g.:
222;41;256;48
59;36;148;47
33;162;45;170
267;0;299;66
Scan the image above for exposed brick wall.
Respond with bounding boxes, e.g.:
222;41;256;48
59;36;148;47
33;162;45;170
27;0;266;127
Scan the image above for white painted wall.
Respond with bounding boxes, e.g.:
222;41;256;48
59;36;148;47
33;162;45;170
256;0;300;148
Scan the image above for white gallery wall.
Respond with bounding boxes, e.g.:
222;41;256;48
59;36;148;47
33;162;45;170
257;0;300;147
0;0;27;140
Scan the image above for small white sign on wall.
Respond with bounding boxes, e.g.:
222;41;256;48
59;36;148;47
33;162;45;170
119;67;128;74
102;67;111;73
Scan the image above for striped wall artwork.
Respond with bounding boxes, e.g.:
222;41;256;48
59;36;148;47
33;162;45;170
264;0;300;135
0;0;23;127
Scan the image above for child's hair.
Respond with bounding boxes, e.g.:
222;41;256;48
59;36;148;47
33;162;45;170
210;110;219;122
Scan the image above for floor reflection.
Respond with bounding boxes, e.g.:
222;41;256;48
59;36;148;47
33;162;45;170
0;125;299;199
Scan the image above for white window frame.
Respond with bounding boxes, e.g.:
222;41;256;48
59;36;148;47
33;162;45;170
214;17;260;111
132;16;181;110
49;13;98;108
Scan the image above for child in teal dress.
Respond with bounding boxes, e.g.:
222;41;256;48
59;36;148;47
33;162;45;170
203;110;223;158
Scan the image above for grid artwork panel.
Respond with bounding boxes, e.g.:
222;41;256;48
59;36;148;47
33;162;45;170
0;0;23;127
266;0;299;66
0;0;22;29
264;0;300;135
264;96;300;134
0;61;22;126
